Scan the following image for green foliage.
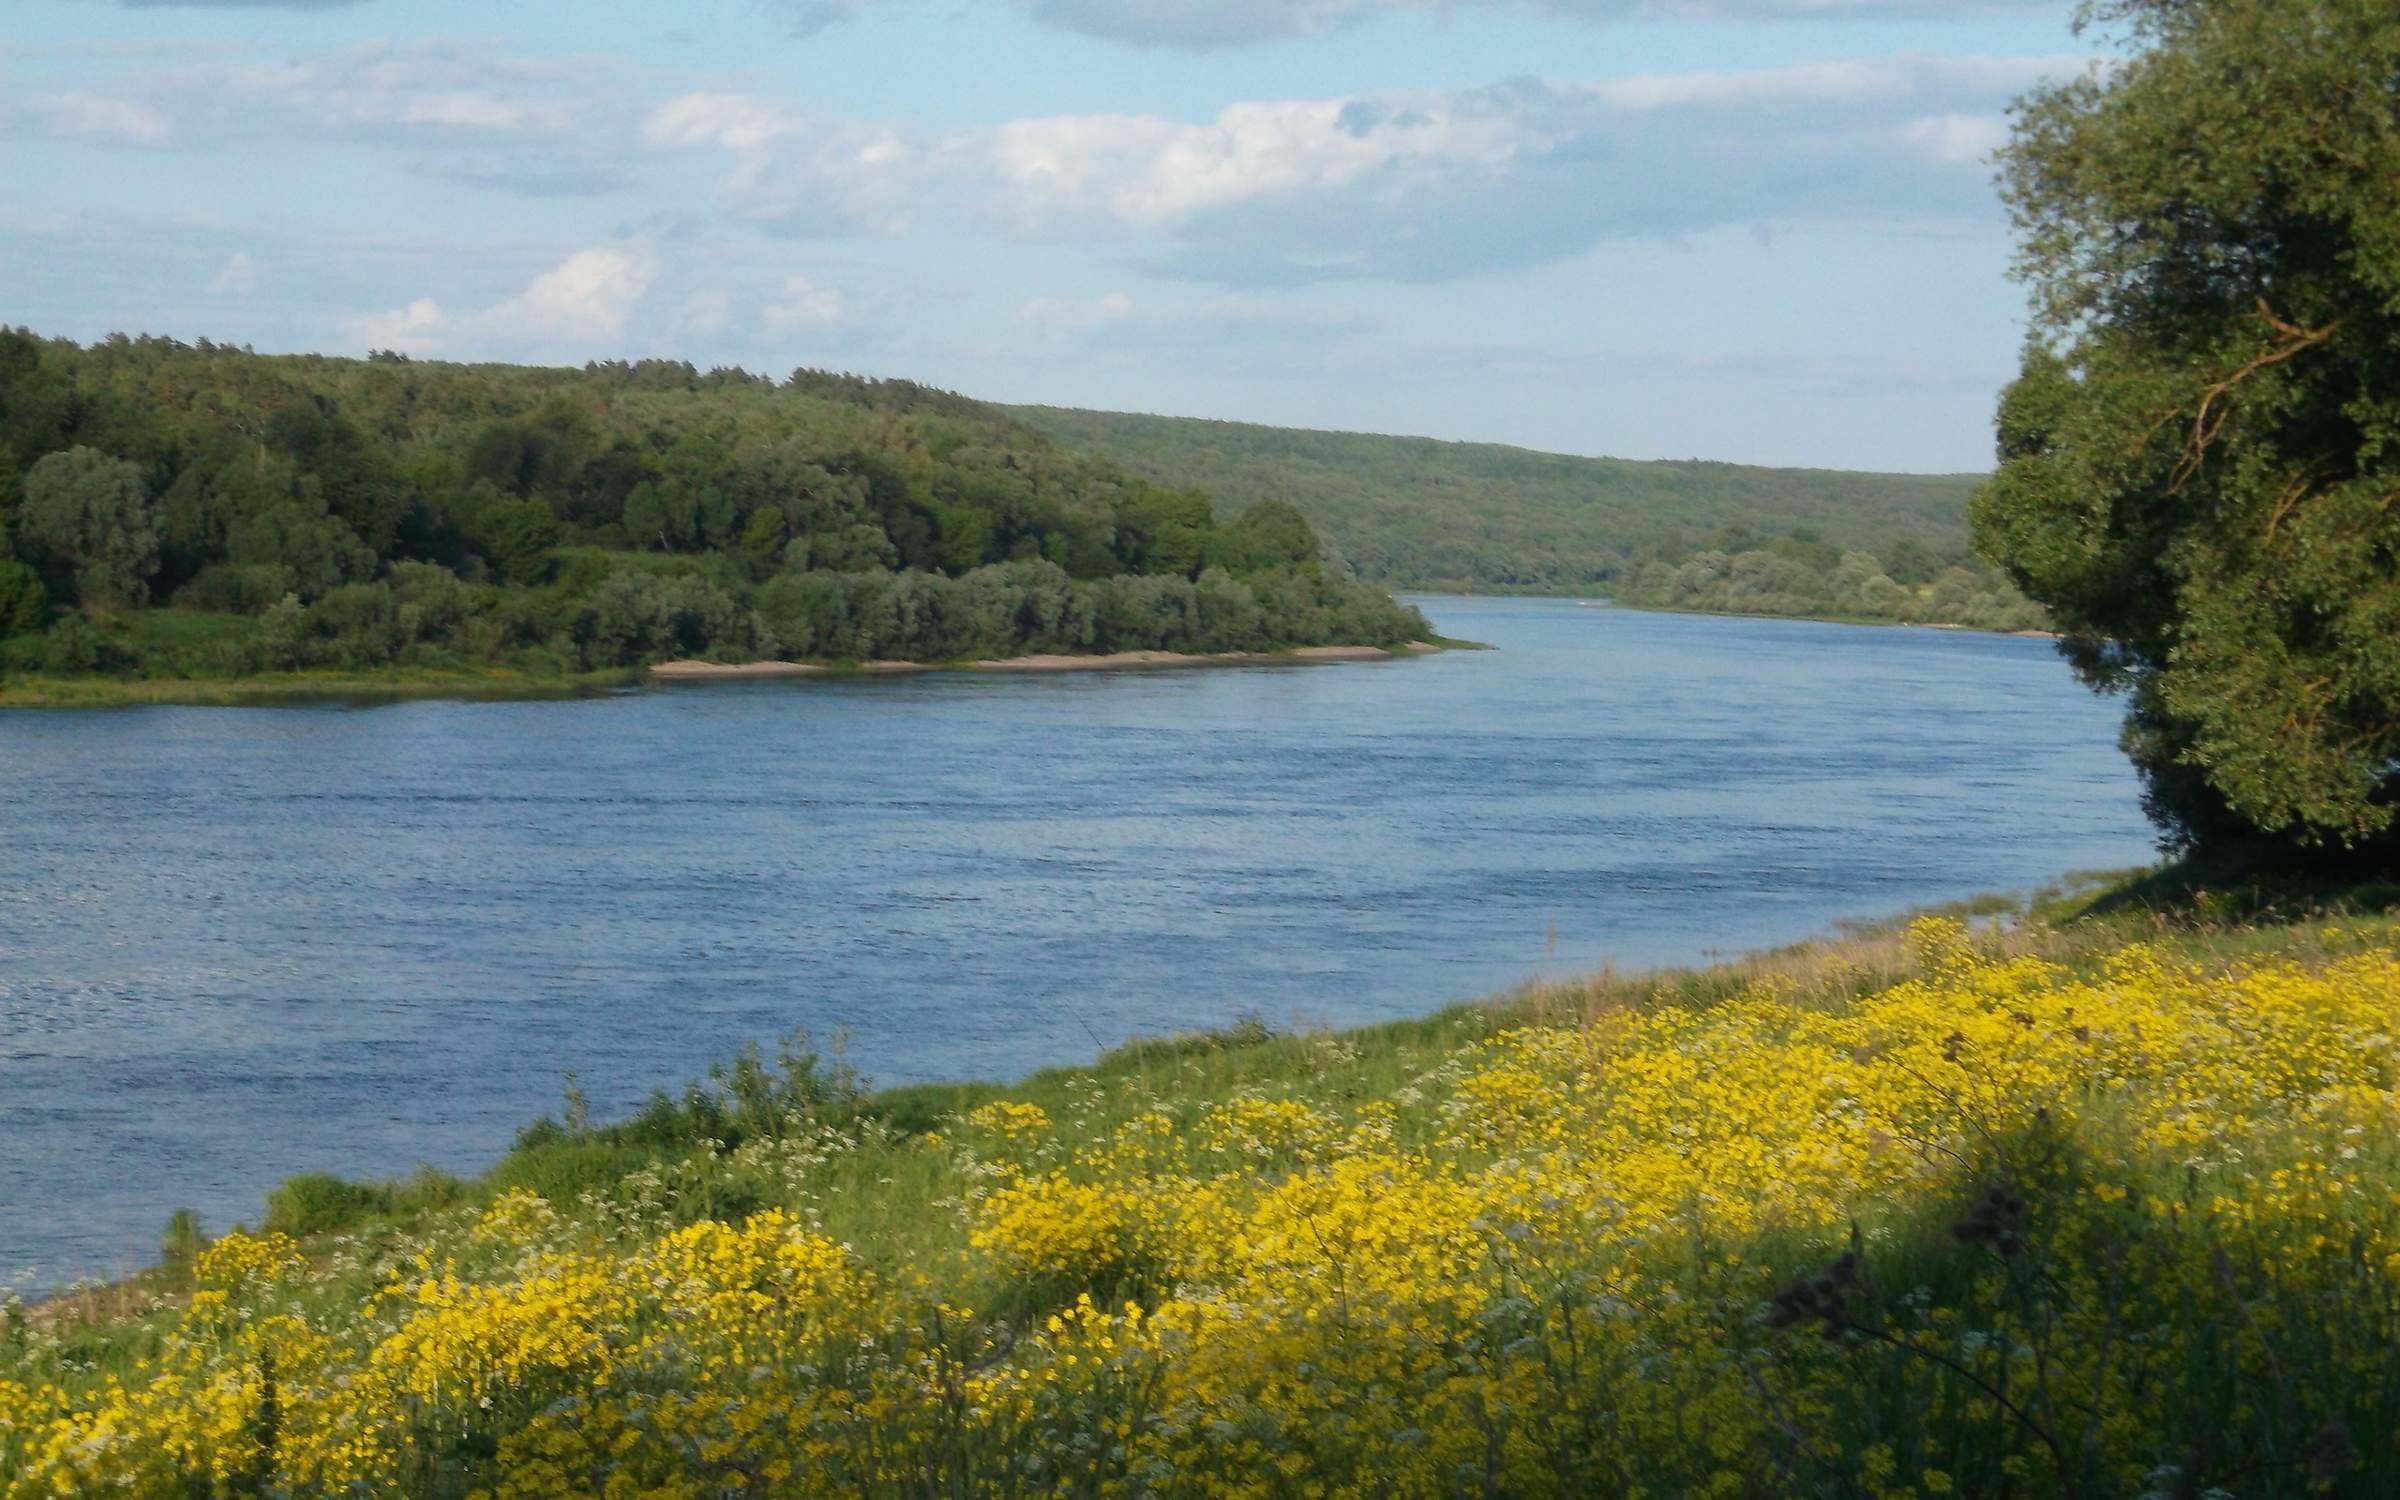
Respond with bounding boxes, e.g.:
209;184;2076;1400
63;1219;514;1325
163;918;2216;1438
486;1137;666;1205
36;613;105;673
0;558;47;638
462;492;561;586
0;333;1432;687
1974;0;2400;865
1214;499;1320;573
1017;405;1984;594
493;1031;872;1204
257;593;307;672
1615;530;2047;630
573;569;759;666
17;445;158;612
744;557;1425;662
736;504;788;578
157;1209;207;1269
262;1172;390;1236
256;1166;461;1238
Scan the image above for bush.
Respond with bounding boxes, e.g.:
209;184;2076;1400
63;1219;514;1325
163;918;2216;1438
0;558;47;638
486;1138;664;1205
262;1172;390;1236
175;563;298;615
158;1209;207;1268
38;613;105;674
257;592;310;671
310;581;401;668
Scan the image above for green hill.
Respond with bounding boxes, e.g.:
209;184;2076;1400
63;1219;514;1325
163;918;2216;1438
0;333;1431;701
1011;406;1991;595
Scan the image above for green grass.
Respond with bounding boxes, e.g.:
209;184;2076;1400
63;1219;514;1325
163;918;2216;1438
0;636;1468;709
0;664;641;709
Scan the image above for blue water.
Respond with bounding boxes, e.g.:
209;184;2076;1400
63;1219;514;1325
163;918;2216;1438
0;598;2153;1288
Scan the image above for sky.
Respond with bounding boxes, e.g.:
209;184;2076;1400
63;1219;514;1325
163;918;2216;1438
1;0;2098;472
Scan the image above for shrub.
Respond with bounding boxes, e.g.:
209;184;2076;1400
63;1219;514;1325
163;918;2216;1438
38;613;105;674
0;558;47;638
261;1172;390;1236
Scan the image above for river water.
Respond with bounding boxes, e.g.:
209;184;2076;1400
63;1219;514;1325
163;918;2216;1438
0;597;2154;1287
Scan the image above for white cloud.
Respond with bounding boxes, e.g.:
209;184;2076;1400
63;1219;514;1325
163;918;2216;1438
348;245;656;354
3;40;632;170
354;295;446;353
216;42;603;140
755;0;2061;48
1025;0;2059;48
207;250;256;294
764;275;846;328
987;95;1526;234
1900;111;2010;166
16;92;172;145
118;1;371;9
498;247;656;339
643;92;919;234
660;53;2073;285
396;91;553;132
1024;0;1393;47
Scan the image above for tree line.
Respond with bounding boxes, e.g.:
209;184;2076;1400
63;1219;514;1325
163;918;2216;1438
0;333;1429;678
1611;526;2049;633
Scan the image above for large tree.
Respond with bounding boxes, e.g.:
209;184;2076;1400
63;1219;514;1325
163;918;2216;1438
18;445;159;613
1974;0;2400;865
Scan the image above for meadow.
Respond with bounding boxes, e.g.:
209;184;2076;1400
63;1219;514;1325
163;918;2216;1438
7;875;2399;1497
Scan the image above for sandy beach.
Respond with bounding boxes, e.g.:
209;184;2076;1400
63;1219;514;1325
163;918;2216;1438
648;643;1441;680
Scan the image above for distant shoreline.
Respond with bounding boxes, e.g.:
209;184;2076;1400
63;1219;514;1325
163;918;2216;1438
1577;600;2058;640
650;642;1447;680
0;643;1456;709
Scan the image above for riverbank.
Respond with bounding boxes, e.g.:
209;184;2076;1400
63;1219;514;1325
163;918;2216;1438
1585;598;2058;638
0;641;1465;707
0;664;644;709
14;868;2400;1495
650;641;1448;680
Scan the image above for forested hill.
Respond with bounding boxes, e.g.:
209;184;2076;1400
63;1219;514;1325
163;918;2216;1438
0;332;1429;689
1011;406;2040;629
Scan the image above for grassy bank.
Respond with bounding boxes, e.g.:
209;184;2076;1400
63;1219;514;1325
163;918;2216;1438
9;872;2400;1496
0;638;1473;709
1587;598;2056;638
0;665;644;709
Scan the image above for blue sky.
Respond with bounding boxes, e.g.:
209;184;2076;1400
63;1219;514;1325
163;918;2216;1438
2;0;2092;471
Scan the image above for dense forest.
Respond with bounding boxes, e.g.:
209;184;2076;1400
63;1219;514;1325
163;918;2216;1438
0;332;1430;685
1013;405;2041;628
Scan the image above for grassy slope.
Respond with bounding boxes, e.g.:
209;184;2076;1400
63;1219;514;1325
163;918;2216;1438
14;869;2400;1494
1013;404;1986;592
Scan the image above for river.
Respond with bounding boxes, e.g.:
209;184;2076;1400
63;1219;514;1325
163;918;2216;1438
0;597;2153;1287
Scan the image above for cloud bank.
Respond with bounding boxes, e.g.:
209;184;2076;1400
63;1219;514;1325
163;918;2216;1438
647;53;2067;284
758;0;2065;49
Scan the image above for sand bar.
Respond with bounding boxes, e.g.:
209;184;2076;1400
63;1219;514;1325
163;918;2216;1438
649;644;1439;680
650;659;829;679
